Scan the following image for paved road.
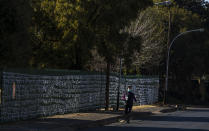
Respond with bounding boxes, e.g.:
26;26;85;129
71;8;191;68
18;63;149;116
81;107;209;131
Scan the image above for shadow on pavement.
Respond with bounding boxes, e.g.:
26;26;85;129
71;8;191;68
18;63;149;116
0;118;93;131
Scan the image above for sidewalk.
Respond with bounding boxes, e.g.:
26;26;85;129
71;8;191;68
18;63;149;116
0;105;175;131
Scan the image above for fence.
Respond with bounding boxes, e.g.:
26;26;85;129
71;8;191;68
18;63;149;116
109;75;159;107
0;69;159;122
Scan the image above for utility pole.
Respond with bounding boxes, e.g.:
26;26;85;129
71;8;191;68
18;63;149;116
105;61;110;111
154;0;172;105
116;57;122;110
164;6;171;105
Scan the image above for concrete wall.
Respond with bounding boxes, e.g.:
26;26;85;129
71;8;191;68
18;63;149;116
0;72;159;122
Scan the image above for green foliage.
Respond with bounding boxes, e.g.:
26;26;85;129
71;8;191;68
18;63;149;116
130;0;208;76
167;1;208;77
0;0;153;71
30;0;95;69
30;0;153;70
149;0;209;103
1;0;209;79
1;0;209;104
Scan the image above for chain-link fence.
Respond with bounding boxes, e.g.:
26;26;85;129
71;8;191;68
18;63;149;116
0;68;159;122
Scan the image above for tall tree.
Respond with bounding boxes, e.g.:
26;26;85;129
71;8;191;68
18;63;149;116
90;0;153;109
124;7;167;74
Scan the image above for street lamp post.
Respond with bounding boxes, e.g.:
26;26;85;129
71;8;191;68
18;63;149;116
154;0;172;105
164;28;204;104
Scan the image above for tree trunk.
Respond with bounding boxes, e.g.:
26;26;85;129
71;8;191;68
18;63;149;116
105;61;110;110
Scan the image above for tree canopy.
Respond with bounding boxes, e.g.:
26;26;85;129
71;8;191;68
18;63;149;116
1;0;209;104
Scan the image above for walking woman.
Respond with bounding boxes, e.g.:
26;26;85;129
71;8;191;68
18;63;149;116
125;85;137;123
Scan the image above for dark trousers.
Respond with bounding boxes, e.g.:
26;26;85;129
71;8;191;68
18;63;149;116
125;104;132;123
125;104;132;114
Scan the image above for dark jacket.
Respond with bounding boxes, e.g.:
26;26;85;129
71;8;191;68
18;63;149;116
126;91;137;106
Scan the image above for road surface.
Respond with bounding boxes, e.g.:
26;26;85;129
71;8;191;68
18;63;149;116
81;107;209;131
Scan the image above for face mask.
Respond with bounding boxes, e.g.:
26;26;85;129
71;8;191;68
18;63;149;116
128;88;131;92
